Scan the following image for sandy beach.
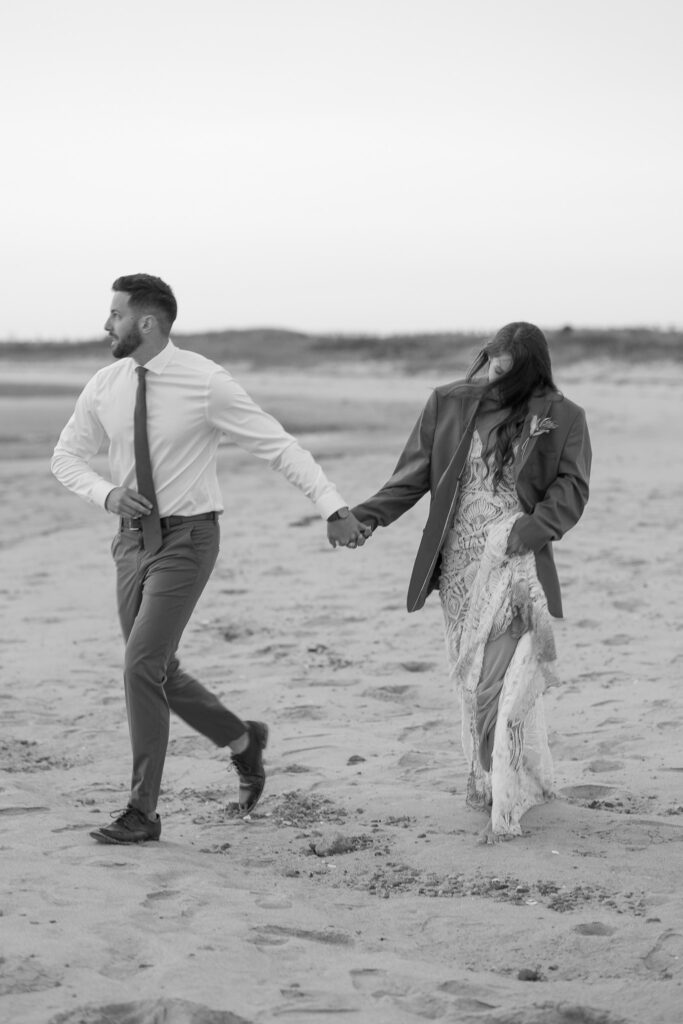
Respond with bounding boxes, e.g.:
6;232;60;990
1;353;682;1024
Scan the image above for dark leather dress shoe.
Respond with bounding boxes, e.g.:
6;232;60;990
231;720;269;813
90;805;161;844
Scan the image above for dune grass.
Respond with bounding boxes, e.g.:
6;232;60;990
1;325;680;370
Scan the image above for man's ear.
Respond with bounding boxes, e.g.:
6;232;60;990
139;314;155;334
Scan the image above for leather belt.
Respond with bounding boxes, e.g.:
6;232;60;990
120;511;219;531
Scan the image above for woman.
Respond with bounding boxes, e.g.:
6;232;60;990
351;322;591;841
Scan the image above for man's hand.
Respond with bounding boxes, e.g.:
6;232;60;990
105;486;154;518
327;513;373;549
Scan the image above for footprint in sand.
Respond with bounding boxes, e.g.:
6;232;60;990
280;704;325;720
141;889;182;909
279;762;313;774
643;929;683;976
364;683;417;702
574;921;617;936
305;644;353;670
221;624;254;642
0;955;61;996
271;989;359;1016
255;895;292;909
350;968;498;1019
601;634;632;646
560;784;616;802
0;805;49;815
588;760;623;774
248;925;353;948
475;1005;629;1024
397;751;432;769
48;999;250;1024
399;719;443;741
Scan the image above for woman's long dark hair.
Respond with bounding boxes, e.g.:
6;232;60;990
466;322;557;489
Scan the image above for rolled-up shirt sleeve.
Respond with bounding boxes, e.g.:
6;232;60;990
207;369;346;520
50;377;115;509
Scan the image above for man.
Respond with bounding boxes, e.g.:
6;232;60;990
51;273;369;845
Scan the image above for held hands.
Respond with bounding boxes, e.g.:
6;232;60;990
327;510;373;549
105;486;154;518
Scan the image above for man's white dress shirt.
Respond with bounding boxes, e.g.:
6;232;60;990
51;341;346;520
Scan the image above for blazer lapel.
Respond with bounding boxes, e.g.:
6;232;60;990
514;393;555;480
406;394;481;612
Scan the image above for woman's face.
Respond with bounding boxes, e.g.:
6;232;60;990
488;352;514;383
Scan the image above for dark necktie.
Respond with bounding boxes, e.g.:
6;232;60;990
134;366;163;554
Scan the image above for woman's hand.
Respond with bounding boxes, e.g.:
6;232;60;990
506;521;528;556
327;513;373;549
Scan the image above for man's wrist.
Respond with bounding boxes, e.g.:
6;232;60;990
327;506;350;522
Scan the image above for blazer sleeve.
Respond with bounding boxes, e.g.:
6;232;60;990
513;406;592;551
351;390;438;530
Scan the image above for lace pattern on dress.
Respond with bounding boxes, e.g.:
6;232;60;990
440;430;520;660
438;431;556;836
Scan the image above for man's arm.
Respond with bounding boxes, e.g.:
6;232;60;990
208;369;368;548
507;408;592;555
50;378;116;509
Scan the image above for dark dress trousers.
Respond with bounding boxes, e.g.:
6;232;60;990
351;380;592;618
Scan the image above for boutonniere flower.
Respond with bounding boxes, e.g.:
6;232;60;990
520;415;558;459
529;414;558;438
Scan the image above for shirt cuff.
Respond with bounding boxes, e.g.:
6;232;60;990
93;479;117;510
315;490;348;520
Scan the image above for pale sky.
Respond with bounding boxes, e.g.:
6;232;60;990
1;0;681;340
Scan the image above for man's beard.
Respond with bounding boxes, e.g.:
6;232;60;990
111;323;144;360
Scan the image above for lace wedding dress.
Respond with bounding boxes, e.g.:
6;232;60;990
439;430;556;837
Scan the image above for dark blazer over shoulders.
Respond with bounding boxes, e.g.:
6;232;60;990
351;379;591;618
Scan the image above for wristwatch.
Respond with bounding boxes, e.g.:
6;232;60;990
327;506;351;522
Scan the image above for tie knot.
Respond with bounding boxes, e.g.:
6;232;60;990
136;366;147;379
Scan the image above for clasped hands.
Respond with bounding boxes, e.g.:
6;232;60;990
327;512;373;550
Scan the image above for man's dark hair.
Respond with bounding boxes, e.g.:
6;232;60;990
112;274;178;332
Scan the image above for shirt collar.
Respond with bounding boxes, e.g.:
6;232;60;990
142;339;176;375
